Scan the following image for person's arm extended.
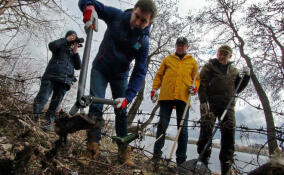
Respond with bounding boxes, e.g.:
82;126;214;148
78;0;122;24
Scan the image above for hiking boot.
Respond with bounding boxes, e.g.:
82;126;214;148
118;146;135;167
87;142;100;159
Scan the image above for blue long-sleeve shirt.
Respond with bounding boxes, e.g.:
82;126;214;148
79;0;150;102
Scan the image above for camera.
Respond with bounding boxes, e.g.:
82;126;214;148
68;37;84;48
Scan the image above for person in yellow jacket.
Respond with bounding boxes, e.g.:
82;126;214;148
150;37;200;166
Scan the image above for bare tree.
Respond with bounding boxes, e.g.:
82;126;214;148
246;0;284;100
0;0;66;105
0;0;17;16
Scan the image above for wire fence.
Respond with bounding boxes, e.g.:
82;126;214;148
0;73;283;174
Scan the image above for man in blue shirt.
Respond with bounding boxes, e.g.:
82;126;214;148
78;0;157;167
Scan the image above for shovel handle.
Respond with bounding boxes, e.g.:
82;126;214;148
69;95;118;116
89;96;117;106
69;9;98;116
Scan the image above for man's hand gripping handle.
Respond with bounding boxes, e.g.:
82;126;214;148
83;5;98;32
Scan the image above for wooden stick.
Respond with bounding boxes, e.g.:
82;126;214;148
145;134;163;150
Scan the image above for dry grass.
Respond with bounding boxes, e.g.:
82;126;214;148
0;106;180;175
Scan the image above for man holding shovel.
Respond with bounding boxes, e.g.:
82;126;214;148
150;37;200;166
197;45;250;175
78;0;157;167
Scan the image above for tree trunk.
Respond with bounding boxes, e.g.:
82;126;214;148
128;55;152;126
249;71;278;155
233;28;278;155
128;80;145;126
128;103;160;133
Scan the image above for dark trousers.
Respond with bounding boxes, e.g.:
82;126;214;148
87;68;128;144
33;79;67;121
154;100;189;164
197;104;235;171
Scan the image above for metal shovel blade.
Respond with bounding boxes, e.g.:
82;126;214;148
178;159;211;175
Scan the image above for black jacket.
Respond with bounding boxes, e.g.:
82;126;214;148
42;38;81;89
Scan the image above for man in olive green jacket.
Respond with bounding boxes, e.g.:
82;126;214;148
197;45;250;175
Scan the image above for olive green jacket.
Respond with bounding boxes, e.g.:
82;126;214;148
198;59;250;107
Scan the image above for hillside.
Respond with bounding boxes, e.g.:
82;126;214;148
0;75;218;175
0;109;180;175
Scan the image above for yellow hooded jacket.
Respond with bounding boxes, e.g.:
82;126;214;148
152;54;200;104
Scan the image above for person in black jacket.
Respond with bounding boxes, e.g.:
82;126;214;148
33;30;82;130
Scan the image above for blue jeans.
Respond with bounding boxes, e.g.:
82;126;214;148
154;100;189;164
87;68;128;143
33;79;67;123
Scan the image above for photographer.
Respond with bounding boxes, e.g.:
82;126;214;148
33;30;82;130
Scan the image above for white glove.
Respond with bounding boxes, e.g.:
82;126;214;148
114;98;128;109
188;85;197;95
150;89;159;103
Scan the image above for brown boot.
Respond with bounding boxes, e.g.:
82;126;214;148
87;142;100;159
119;146;135;167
